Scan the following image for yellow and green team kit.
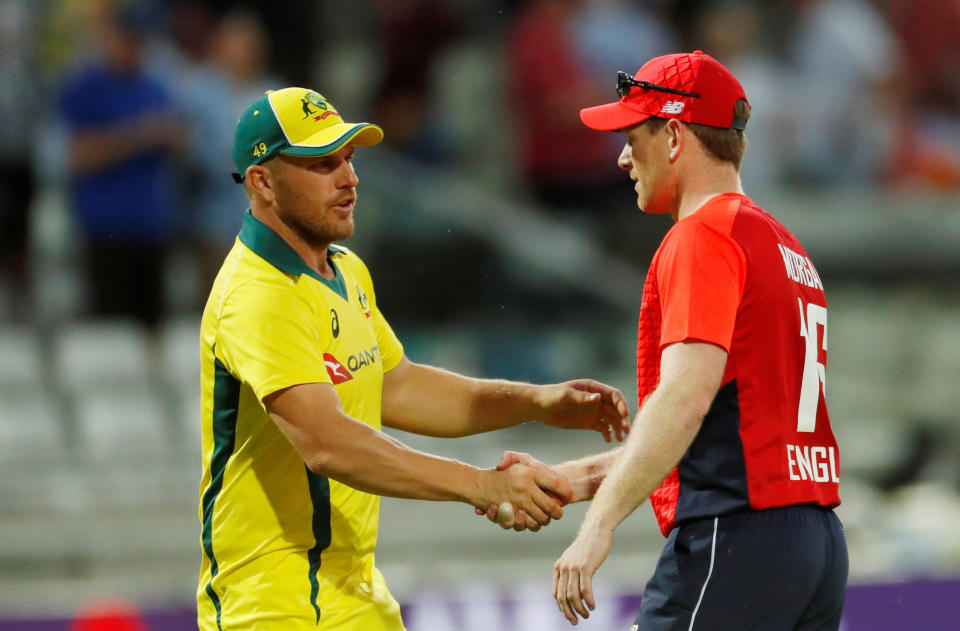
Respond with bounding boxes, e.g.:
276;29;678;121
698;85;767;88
197;210;406;630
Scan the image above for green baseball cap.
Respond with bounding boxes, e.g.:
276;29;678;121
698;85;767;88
231;87;384;182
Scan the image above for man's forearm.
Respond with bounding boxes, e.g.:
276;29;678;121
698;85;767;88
556;447;624;502
274;406;489;505
578;385;704;533
382;361;542;437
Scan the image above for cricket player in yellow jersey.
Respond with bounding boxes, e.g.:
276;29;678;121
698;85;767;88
196;87;631;631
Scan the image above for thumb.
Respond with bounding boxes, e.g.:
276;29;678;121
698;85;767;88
497;450;530;470
574;390;602;404
533;466;574;505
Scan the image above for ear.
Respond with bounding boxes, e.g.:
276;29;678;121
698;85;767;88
245;164;276;204
665;119;684;163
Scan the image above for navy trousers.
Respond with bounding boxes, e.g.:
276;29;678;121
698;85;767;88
634;505;848;631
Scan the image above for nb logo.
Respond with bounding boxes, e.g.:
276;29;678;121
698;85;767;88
660;101;685;114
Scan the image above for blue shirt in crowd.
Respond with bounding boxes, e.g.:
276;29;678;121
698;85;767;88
59;64;177;242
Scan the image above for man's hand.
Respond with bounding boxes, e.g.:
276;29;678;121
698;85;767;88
476;460;573;529
536;380;630;442
475;451;574;531
553;525;613;625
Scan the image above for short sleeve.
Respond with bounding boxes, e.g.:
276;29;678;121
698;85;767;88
215;280;332;403
656;218;747;351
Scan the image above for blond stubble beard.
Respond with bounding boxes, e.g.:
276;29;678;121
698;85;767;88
273;180;355;248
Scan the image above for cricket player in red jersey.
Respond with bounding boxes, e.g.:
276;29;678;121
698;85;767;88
486;51;847;629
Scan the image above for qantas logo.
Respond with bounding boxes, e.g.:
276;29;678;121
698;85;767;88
322;353;353;384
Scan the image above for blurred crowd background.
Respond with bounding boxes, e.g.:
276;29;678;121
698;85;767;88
1;0;959;628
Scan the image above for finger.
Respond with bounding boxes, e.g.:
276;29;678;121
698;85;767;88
486;504;498;522
556;569;577;625
581;568;596;612
552;564;560;602
596;421;612;443
497;450;529;471
603;398;626;418
567;568;589;620
526;514;541;531
532;467;574;506
513;508;528;532
499;508;515;530
529;486;565;522
520;497;552;525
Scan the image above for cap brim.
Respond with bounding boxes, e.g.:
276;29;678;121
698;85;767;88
580;101;652;131
280;122;384;157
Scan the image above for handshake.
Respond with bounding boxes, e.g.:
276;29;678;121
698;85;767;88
474;451;590;532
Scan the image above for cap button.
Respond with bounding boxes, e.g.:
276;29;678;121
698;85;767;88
693;50;703;55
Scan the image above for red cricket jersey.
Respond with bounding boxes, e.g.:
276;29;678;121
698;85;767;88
638;193;840;536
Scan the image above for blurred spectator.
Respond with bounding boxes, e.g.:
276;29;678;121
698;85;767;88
160;8;279;298
786;0;902;187
0;0;38;319
371;0;461;161
506;0;624;212
571;0;675;78
694;0;788;191
884;0;960;191
57;1;182;328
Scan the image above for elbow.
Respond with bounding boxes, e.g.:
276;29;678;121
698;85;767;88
677;391;715;434
303;446;338;477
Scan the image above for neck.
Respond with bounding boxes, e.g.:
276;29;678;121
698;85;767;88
250;205;336;279
672;161;744;222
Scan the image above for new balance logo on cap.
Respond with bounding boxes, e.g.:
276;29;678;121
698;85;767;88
660;101;685;114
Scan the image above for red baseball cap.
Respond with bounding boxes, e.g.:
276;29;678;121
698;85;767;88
580;51;748;131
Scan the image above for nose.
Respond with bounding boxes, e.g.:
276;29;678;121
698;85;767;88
617;143;632;171
340;160;359;188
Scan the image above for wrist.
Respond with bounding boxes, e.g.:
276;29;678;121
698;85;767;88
527;384;552;422
580;512;616;537
469;467;494;509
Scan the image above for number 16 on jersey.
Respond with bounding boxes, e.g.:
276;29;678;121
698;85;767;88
797;299;826;433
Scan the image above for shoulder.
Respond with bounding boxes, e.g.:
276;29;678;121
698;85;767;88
219;247;316;317
330;245;373;281
329;244;364;265
668;194;770;246
691;193;749;230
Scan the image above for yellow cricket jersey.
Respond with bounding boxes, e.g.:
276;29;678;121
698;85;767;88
197;210;406;630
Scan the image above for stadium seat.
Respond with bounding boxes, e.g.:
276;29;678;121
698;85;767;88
0;393;64;465
0;327;45;392
0;392;71;514
73;386;171;463
909;309;960;419
51;319;154;393
158;317;201;389
174;382;202;459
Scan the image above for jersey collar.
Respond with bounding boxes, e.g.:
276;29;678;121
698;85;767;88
238;209;347;299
